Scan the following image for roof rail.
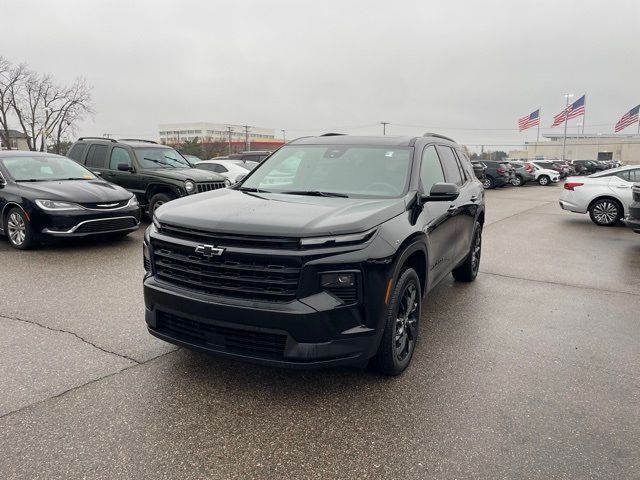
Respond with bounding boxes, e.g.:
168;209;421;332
320;133;346;136
77;136;117;143
422;132;456;143
118;138;158;144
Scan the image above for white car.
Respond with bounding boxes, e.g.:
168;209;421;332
559;165;640;226
531;162;561;186
194;159;250;183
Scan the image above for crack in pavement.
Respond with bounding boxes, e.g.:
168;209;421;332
0;313;141;365
0;348;180;420
479;271;640;298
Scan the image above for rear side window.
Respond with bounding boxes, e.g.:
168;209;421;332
68;143;87;162
109;147;133;170
85;144;108;168
437;146;463;186
420;145;445;193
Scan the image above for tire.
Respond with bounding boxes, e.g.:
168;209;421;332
538;175;550;186
482;176;494;189
589;198;622;226
452;222;482;282
4;207;37;250
374;268;422;376
511;175;523;187
149;192;175;216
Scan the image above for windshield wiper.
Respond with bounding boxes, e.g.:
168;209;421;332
15;179;46;182
237;186;273;193
143;157;176;168
281;190;349;198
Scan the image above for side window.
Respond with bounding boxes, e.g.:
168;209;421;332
109;147;133;170
86;145;108;169
68;143;87;162
630;169;640;182
216;164;228;173
454;150;471;182
614;170;630;181
196;163;216;172
437;146;463;186
420;145;445;193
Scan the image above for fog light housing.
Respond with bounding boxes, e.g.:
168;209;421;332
320;272;355;288
143;242;151;272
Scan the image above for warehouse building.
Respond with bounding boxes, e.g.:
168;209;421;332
509;133;640;165
159;122;277;145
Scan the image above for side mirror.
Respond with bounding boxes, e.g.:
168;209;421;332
422;182;460;202
118;163;134;172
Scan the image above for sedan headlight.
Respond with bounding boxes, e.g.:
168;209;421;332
35;199;83;211
184;180;196;193
127;195;139;207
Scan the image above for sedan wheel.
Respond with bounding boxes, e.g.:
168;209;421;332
5;208;35;250
589;199;621;226
538;175;550;186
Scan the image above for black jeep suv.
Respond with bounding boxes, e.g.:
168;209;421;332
67;138;229;215
143;134;485;375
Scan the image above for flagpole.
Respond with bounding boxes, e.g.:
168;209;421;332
534;109;540;159
562;94;572;161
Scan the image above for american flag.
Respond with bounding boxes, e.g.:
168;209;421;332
614;105;640;132
518;109;540;131
551;95;586;127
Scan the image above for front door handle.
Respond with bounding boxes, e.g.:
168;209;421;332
614;185;630;189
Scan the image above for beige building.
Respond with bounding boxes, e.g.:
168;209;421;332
0;129;30;151
159;122;277;145
509;133;640;165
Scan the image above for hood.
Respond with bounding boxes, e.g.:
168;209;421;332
142;168;225;182
156;188;408;237
18;179;132;202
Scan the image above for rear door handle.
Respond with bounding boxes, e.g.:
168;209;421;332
614;185;630;189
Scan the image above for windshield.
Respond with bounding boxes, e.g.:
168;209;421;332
1;155;96;181
240;145;413;198
134;147;190;169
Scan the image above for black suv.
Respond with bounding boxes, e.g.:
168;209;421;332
143;134;485;375
481;160;512;189
67;138;229;214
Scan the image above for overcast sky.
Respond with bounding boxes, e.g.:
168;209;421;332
2;0;639;150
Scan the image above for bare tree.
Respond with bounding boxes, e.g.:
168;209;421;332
9;67;92;152
0;57;26;149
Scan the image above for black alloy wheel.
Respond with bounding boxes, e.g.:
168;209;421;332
375;268;421;376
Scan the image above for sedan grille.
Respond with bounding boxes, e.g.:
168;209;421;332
74;217;138;233
196;182;226;193
151;239;301;302
156;311;287;358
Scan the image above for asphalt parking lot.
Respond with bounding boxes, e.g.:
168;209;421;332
1;183;639;479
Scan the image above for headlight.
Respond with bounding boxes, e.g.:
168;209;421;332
224;178;231;187
35;199;83;211
321;272;356;288
300;228;377;247
127;195;139;207
184;180;195;193
152;213;161;230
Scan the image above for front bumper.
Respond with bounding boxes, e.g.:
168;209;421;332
35;206;141;238
144;277;378;368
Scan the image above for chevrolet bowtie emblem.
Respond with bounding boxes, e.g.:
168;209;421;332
195;244;225;258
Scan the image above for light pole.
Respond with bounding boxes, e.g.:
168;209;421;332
380;122;389;135
576;122;582;136
561;93;573;161
42;106;52;152
281;129;286;143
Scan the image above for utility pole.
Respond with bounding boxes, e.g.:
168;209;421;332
281;129;286;143
242;125;251;151
380;122;389;135
561;93;573;161
226;126;233;155
103;133;112;138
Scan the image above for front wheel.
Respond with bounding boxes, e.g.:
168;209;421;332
149;192;176;216
511;175;523;187
538;175;550;186
374;268;421;376
5;207;37;250
452;222;482;282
